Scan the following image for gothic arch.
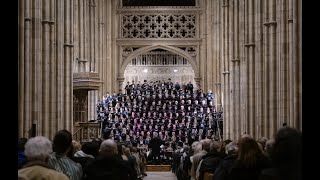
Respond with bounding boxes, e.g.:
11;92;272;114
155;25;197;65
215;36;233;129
119;45;199;78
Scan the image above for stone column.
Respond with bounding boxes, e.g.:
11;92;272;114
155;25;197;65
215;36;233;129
231;0;241;140
293;0;302;130
18;0;25;137
106;0;112;94
205;0;213;92
42;0;50;136
31;0;42;136
49;0;56;139
239;0;247;135
254;0;263;138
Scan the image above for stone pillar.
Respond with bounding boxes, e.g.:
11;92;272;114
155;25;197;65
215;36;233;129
42;0;50;136
18;0;25;137
254;0;263;138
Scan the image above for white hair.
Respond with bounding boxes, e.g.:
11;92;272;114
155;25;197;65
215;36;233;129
99;139;118;156
24;136;53;160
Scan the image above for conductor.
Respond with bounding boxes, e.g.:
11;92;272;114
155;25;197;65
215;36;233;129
148;132;163;165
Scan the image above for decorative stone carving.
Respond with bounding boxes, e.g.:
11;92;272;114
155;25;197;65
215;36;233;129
73;72;102;90
122;14;196;38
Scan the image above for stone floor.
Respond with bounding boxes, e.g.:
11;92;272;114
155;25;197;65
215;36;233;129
143;171;177;180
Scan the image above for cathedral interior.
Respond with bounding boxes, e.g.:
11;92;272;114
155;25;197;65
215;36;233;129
18;0;302;141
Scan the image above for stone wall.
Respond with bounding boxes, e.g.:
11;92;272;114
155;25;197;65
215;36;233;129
206;0;302;139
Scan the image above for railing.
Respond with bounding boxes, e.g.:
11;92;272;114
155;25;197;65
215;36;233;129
73;122;102;143
73;126;82;142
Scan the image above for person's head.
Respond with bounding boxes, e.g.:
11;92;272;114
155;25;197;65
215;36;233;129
123;147;131;157
99;139;118;157
271;127;301;178
72;140;82;155
220;139;232;154
82;142;99;157
264;139;274;157
225;141;238;155
18;137;28;151
200;139;212;152
194;143;203;154
24;136;53;162
53;130;73;155
153;132;158;138
209;141;220;153
257;137;268;149
237;137;263;167
117;143;123;155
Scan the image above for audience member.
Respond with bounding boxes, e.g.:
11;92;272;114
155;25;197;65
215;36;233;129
18;136;69;180
48;130;82;180
83;139;136;180
227;137;271;180
18;137;28;169
259;127;302;180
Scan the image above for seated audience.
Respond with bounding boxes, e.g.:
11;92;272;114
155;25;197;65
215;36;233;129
73;142;98;168
213;141;238;180
48;130;83;180
18;136;69;180
226;136;271;180
83;139;136;180
197;140;221;180
259;127;302;180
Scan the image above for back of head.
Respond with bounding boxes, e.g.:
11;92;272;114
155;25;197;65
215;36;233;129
82;142;99;157
272;127;301;173
257;137;268;148
24;136;52;161
72;140;82;154
99;139;118;157
194;143;203;155
124;147;131;157
18;138;28;151
237;137;262;167
209;141;221;153
53;130;72;154
225;141;238;155
265;139;274;156
201;139;212;152
92;138;103;147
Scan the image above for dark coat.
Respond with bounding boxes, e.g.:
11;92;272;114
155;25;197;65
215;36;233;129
198;152;222;180
226;155;271;180
213;154;237;180
83;156;136;180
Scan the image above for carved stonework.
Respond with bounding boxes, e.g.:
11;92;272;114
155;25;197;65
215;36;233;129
73;72;102;90
122;47;141;61
121;14;196;38
117;6;202;14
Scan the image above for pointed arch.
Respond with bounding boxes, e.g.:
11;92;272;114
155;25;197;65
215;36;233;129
119;45;199;78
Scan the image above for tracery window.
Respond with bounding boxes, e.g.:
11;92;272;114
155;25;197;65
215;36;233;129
122;14;196;38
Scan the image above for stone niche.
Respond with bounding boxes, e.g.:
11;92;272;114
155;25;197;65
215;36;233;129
73;72;102;90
